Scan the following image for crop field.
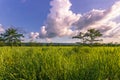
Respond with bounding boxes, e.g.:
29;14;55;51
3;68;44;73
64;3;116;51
0;46;120;80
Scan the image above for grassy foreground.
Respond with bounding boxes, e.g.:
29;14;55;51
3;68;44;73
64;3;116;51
0;46;120;80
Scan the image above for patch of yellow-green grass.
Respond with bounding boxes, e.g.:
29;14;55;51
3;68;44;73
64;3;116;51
0;46;120;80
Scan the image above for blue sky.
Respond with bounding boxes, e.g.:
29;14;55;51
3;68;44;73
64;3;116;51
71;0;117;13
0;0;50;32
0;0;116;32
0;0;120;43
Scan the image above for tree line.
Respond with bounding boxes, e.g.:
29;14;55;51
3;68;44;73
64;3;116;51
0;27;108;46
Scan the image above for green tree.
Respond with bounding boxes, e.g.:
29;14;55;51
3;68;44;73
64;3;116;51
72;32;87;44
0;34;5;46
85;28;102;44
73;29;102;44
1;27;24;46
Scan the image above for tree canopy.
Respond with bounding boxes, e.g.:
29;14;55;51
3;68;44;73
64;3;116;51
73;28;103;44
0;27;24;46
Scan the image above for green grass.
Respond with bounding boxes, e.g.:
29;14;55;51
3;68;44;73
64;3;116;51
0;46;120;80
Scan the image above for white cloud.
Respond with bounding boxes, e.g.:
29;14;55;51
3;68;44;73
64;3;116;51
0;24;5;33
30;32;39;40
40;0;81;38
39;26;47;38
74;1;120;38
45;38;52;43
39;0;120;42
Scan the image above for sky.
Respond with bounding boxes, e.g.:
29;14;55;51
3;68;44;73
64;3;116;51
0;0;120;43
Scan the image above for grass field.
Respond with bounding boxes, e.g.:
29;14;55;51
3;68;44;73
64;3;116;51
0;46;120;80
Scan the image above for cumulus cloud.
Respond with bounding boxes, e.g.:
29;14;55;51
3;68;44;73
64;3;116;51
40;0;120;40
40;0;81;38
74;9;107;30
75;1;120;38
45;38;52;43
39;26;47;38
0;24;5;33
30;32;39;40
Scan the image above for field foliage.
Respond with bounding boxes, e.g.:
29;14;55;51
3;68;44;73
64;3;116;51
0;46;120;80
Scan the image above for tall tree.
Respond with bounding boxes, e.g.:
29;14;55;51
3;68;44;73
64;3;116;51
1;27;24;46
72;29;102;44
0;34;5;46
84;28;102;44
72;32;87;43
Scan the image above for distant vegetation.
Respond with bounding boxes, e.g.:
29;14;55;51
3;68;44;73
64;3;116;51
0;27;24;46
0;27;119;46
72;28;103;44
0;46;120;80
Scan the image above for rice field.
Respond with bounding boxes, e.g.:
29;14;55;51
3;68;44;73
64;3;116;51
0;46;120;80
